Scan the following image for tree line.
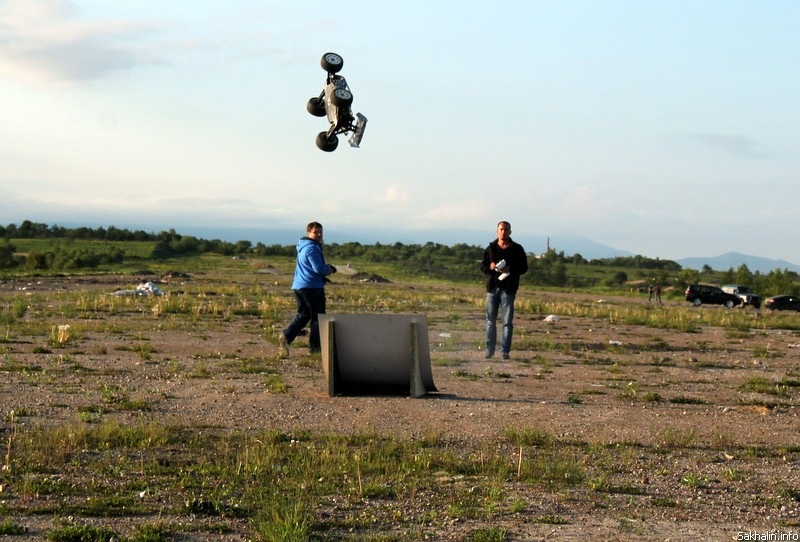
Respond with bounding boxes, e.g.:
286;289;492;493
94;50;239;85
1;222;798;295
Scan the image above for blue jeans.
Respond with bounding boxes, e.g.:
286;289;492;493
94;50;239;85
486;287;515;356
284;288;326;352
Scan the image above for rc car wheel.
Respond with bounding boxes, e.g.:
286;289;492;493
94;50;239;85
316;131;339;152
725;300;735;308
331;87;353;107
321;52;343;74
693;298;702;306
306;97;325;117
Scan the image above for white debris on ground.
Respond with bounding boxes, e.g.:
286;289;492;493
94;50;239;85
543;315;559;323
111;281;163;296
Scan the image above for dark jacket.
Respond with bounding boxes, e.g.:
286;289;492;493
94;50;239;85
480;239;528;294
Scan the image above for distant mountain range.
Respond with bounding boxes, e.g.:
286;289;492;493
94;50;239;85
180;226;798;274
675;253;800;274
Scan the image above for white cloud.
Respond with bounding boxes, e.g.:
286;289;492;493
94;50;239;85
375;184;410;204
0;0;160;86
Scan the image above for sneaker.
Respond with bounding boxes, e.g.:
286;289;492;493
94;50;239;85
502;353;510;360
485;351;494;359
279;333;290;356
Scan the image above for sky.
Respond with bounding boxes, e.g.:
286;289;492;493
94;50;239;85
1;0;798;262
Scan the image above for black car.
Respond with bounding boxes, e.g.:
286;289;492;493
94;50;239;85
684;284;742;308
764;295;800;311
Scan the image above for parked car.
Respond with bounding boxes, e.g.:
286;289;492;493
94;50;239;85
684;284;742;308
764;295;800;311
721;284;761;308
307;52;367;152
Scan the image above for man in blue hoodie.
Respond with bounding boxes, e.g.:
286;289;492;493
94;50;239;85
280;222;337;355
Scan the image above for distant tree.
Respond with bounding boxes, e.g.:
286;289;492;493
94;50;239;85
0;242;17;269
678;268;701;286
234;240;252;255
721;267;736;284
735;264;753;285
604;271;626;287
151;240;175;260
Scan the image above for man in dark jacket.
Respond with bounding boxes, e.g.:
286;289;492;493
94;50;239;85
480;221;528;359
280;222;336;356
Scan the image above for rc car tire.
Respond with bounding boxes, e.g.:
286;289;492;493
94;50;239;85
331;88;353;107
307;97;326;117
316;132;339;152
693;298;702;306
725;300;735;308
321;52;344;74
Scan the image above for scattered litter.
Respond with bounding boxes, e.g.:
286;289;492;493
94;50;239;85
543;315;559;323
352;272;391;283
788;344;800;348
438;333;452;338
609;340;622;346
111;281;163;297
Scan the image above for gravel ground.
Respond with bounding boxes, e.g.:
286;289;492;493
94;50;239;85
1;273;799;541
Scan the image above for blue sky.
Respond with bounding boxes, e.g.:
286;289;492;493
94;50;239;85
1;0;798;262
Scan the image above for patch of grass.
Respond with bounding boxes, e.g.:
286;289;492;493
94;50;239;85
47;522;118;542
265;374;288;393
537;514;569;524
651;497;679;508
504;426;553;447
681;472;709;488
455;370;479;381
466;527;508;542
0;519;28;535
738;376;790;397
655;426;696;449
669;395;707;405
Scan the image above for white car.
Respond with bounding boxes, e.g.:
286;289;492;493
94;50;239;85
307;52;367;152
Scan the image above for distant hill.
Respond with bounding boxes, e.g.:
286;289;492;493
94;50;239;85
676;252;800;274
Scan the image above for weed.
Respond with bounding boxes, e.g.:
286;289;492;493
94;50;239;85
0;519;28;535
669;395;707;405
265;374;288;393
504;427;553;447
537;514;569;524
739;376;789;397
656;427;696;449
681;472;709;488
651;497;679;508
466;527;508;542
47;522;118;542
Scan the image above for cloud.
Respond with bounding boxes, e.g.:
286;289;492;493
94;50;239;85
375;184;410;204
692;133;765;159
0;0;160;86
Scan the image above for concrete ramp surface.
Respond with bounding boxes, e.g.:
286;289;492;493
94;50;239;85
319;313;438;397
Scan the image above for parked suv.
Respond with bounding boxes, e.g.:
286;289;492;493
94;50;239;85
721;284;761;308
685;284;742;308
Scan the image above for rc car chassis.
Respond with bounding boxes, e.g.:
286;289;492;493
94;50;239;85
307;52;367;152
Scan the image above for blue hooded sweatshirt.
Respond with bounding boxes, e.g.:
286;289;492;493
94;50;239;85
291;236;334;289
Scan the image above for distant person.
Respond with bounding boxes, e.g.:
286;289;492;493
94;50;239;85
480;221;528;360
648;283;654;303
279;222;336;356
655;283;662;304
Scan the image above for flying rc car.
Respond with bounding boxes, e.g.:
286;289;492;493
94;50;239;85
307;52;367;152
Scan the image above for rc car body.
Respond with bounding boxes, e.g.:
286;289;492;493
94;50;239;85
307;52;367;152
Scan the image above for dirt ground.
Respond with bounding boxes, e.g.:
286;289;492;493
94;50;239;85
1;273;799;541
